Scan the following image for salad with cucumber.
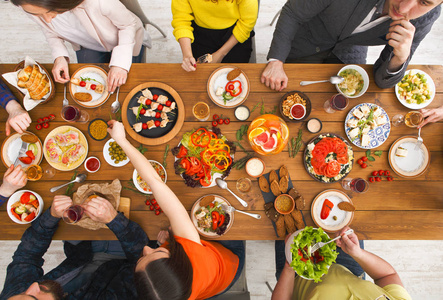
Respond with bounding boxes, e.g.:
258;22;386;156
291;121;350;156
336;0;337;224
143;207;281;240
290;227;338;282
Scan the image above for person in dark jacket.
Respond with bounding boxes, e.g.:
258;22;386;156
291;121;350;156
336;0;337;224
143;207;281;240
0;195;150;300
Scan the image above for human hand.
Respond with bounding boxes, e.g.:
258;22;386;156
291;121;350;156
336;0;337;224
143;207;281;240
181;56;197;72
0;165;27;197
52;56;70;83
211;51;225;64
387;19;415;64
419;105;443;128
84;196;118;224
261;60;288;91
335;226;362;258
5;100;31;135
108;66;128;94
107;120;126;144
51;195;73;218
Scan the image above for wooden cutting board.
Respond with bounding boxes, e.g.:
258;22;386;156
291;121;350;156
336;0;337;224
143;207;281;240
118;197;130;218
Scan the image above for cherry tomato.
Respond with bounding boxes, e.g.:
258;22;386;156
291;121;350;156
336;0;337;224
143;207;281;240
145;199;150;206
155;112;161;119
145;99;152;106
91;84;97;90
157;104;163;111
212;120;218;127
224;118;230;124
43;117;49;122
385;170;390;176
49;114;56;120
42;122;49;129
36;124;42;130
37;118;43;124
357;159;363;165
387;176;393;181
154;120;161;127
155;204;160;210
79;81;86;87
151;199;157;205
372;171;378;176
155;210;160;215
213;114;219;120
375;177;381;182
217;118;224;125
378;170;384;176
153;95;159;101
140;108;146;115
362;156;368;162
165;100;172;107
369;177;375;183
361;163;367;168
227;84;235;91
149;205;155;211
142;123;148;130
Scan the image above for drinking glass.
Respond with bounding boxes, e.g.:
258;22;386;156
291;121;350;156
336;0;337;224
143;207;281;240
62;205;85;224
61;105;89;123
341;178;369;193
44;167;56;179
25;165;43;181
324;94;349;113
392;111;424;128
192;102;210;121
236;177;252;193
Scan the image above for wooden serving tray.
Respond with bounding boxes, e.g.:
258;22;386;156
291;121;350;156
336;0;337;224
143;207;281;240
118;197;130;218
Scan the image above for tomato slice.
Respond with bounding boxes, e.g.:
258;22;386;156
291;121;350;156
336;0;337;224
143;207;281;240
336;155;348;164
326;160;341;177
310;156;325;169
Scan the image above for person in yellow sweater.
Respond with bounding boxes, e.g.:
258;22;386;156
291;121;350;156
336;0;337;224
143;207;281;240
172;0;258;72
272;226;412;300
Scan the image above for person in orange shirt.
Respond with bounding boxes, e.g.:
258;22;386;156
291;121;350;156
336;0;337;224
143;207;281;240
106;120;244;300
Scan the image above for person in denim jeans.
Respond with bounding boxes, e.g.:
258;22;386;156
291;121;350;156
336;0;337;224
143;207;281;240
0;195;150;300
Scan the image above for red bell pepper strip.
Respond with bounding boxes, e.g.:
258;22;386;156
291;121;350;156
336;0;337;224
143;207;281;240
29;200;39;209
212;211;220;230
176;145;188;158
24;212;36;222
320;199;334;220
26;150;35;160
11;208;21;221
218;214;225;227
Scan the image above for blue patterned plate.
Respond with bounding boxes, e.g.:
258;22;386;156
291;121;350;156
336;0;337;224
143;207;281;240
344;103;390;149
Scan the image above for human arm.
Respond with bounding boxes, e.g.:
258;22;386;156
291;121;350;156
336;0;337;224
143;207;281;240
107;120;201;244
418;105;443;128
211;35;239;63
0;78;31;135
52;56;70;84
0;165;27;206
178;37;197;72
271;263;295;300
335;227;403;288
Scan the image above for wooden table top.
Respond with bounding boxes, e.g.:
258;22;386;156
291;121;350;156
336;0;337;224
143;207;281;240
0;63;442;240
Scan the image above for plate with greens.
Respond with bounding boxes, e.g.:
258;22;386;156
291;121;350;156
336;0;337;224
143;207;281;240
345;103;390;149
285;227;338;282
69;65;109;108
207;66;250;108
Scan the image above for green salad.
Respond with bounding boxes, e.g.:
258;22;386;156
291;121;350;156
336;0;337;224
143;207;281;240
290;227;338;282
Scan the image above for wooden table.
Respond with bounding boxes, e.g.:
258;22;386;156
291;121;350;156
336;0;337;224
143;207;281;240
1;63;442;240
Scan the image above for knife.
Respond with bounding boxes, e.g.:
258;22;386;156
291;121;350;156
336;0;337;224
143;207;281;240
13;140;29;167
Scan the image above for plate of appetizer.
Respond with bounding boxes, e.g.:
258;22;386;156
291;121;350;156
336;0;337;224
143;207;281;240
345;103;390;149
132;160;167;194
284;227;338;282
191;194;234;238
69;65;109;108
304;133;353;183
388;136;430;178
7;190;43;224
395;69;435;109
173;127;234;188
279;91;311;122
43;126;88;171
336;65;369;98
1;131;43;168
311;189;354;233
207;66;250;108
122;82;185;146
103;139;129;167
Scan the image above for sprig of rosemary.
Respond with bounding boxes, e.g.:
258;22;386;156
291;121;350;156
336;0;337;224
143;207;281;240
163;145;169;168
64;170;77;196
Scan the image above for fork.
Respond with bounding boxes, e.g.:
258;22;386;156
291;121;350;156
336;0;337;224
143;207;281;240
221;204;261;219
415;127;423;151
62;83;69;107
311;229;354;254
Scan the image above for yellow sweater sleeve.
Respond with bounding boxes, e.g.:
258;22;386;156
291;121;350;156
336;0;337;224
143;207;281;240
232;0;258;43
171;0;195;43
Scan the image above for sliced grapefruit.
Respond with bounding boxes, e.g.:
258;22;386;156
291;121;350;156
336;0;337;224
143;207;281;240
261;133;278;152
248;127;266;140
254;131;270;146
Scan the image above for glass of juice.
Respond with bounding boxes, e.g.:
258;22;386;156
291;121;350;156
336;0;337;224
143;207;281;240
26;165;43;181
236;177;252;193
62;205;85;224
324;94;349;113
341;178;369;193
392;111;424;128
61;105;89;123
192;102;210;121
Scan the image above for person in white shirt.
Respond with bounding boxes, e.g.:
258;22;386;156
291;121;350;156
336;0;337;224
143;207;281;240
10;0;149;93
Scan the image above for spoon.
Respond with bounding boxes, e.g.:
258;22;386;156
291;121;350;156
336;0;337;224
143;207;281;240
62;83;69;107
300;75;344;86
215;178;248;207
50;173;87;193
110;86;121;113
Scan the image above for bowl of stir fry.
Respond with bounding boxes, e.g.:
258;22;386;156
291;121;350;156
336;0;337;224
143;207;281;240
336;65;369;98
132;160;167;194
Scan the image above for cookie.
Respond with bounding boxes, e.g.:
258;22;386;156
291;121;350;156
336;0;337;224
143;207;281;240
276;215;286;238
338;202;356;212
200;195;216;208
288;188;301;201
279;176;289;193
279;165;288;178
227;68;242;81
291;209;305;230
295;195;305;210
259;176;270;193
270;180;281;196
269;170;279;183
264;202;274;211
265;206;281;223
284;214;297;234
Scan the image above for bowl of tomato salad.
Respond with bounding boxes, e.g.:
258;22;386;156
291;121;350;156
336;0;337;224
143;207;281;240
7;190;43;224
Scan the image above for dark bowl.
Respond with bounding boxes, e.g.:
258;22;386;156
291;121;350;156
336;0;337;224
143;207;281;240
279;90;311;122
88;118;109;141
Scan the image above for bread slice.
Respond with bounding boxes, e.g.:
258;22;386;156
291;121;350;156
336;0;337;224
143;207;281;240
25;65;39;89
28;72;44;94
31;85;50;100
18;65;33;82
338;201;356;212
74;92;92;102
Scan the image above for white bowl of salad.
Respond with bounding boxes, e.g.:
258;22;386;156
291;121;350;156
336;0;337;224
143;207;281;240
7;190;43;224
285;226;338;282
336;65;369;98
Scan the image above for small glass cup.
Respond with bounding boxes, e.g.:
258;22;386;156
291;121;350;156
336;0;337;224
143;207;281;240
26;165;43;181
236;177;252;193
192;102;210;121
341;178;369;193
44;167;56;179
392;111;424;128
324;94;349;114
61;105;89;123
62;205;85;224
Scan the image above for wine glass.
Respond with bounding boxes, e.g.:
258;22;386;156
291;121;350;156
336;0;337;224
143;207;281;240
341;178;369;193
324;94;349;114
61;105;89;123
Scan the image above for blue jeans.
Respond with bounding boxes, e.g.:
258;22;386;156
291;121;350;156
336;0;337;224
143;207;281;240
76;46;145;64
275;240;365;281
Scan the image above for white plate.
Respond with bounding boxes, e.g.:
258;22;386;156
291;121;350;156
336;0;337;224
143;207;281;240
345;103;391;149
395;69;435;109
103;139;130;167
132;160;167;194
1;131;43;168
388;136;430;178
70;66;110;108
207;66;250;108
336;65;369;98
311;189;354;233
7;190;44;224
